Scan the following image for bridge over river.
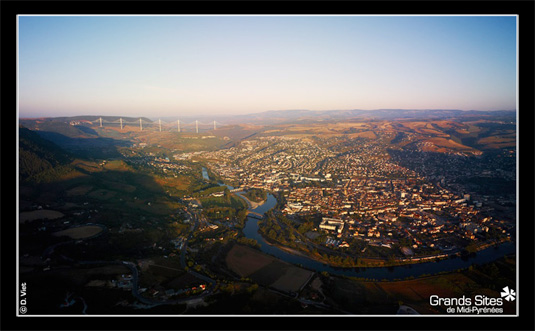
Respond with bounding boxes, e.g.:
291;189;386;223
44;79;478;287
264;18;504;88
246;211;263;219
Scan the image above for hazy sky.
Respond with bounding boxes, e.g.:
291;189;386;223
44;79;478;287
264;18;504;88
18;15;517;118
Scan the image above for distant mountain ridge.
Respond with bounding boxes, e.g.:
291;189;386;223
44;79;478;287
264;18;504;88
223;108;516;124
21;109;516;126
20;116;153;123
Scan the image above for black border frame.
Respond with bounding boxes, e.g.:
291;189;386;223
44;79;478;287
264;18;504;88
2;1;534;331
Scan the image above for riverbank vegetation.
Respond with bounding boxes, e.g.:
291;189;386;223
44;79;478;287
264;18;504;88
256;211;456;268
242;188;267;203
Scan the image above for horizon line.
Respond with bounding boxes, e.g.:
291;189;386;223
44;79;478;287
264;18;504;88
18;108;517;120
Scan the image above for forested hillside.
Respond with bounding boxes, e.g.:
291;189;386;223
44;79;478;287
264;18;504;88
19;126;73;182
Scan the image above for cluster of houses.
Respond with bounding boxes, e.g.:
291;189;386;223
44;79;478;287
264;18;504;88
122;150;193;177
184;135;511;256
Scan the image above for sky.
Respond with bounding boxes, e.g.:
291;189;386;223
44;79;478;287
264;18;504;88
17;15;517;118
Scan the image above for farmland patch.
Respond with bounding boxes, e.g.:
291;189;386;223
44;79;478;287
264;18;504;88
20;210;64;223
226;244;313;293
52;225;104;239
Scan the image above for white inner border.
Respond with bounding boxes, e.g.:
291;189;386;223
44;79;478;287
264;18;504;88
16;14;520;318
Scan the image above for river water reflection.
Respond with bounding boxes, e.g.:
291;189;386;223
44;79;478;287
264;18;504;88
203;168;516;280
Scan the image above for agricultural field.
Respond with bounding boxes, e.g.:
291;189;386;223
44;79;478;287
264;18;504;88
137;256;208;299
199;194;247;210
476;134;516;149
52;225;104;239
420;137;480;154
225;244;277;277
225;244;313;293
66;185;94;196
19;210;64;223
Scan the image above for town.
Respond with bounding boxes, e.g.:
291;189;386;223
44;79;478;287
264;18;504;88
182;133;515;264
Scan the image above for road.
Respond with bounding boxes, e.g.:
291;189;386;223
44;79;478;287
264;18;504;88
78;259;216;308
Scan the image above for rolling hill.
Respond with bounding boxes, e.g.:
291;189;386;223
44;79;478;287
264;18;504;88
19;126;73;182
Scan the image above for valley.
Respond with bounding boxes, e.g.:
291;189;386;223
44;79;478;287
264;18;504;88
17;110;517;315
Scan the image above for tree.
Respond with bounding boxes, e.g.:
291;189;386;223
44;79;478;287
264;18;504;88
288;232;296;241
247;284;259;294
343;256;354;267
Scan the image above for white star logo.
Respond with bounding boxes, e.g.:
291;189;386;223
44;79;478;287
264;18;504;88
500;286;516;302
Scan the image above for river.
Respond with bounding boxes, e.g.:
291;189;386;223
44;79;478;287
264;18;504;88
202;168;516;280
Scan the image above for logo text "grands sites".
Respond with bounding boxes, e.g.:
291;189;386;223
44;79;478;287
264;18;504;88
430;287;515;314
